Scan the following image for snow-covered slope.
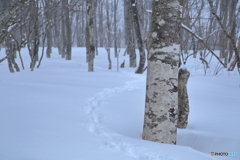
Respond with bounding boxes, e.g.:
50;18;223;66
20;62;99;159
0;48;239;160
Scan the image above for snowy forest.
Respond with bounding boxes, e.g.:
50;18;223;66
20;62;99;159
1;0;240;74
1;0;240;160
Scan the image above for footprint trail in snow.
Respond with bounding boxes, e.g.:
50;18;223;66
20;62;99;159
83;72;175;160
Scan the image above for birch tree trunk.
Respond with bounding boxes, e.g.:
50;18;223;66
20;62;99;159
86;0;96;72
142;0;181;144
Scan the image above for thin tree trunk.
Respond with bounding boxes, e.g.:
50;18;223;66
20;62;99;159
86;0;96;72
86;25;90;63
94;1;98;56
65;0;72;60
106;0;112;70
98;0;104;47
228;0;238;63
45;0;52;58
131;0;146;73
81;3;86;47
76;11;80;47
46;28;52;58
37;33;47;68
53;5;61;55
7;56;15;73
113;0;118;58
28;1;39;71
106;48;112;69
124;0;136;68
61;0;66;58
6;38;20;73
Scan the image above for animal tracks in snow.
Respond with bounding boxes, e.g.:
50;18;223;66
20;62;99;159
82;72;175;160
102;135;175;160
83;72;143;136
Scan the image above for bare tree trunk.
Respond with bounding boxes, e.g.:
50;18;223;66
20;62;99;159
94;1;98;56
64;0;72;60
6;37;20;73
37;33;47;68
28;1;39;71
81;3;86;47
142;0;181;144
86;25;90;63
86;0;96;72
124;0;136;68
177;68;190;129
7;55;15;73
61;0;66;58
53;4;61;55
45;0;53;58
46;28;53;58
219;0;228;60
228;0;238;63
106;0;112;70
106;48;112;69
131;0;146;73
98;0;104;47
76;11;80;47
113;0;118;58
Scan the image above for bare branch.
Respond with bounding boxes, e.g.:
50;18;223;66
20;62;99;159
207;0;240;72
181;23;227;68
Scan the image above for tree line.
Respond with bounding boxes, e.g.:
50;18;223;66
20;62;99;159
0;0;240;74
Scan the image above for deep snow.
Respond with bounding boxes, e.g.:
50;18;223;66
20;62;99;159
0;47;239;160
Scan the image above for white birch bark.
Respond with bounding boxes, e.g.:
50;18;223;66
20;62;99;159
142;0;181;144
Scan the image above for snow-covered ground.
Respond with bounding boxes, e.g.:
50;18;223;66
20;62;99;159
0;48;239;160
